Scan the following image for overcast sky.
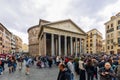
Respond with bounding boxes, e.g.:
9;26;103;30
0;0;120;44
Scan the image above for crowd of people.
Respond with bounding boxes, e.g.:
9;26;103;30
0;53;120;80
0;54;33;75
0;54;56;75
56;53;120;80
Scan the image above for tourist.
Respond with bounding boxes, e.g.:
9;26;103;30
25;57;32;75
67;58;75;80
48;57;53;68
0;59;3;75
114;63;120;80
57;63;71;80
56;56;60;66
99;62;115;80
79;57;86;80
85;59;95;80
17;56;23;71
7;56;13;73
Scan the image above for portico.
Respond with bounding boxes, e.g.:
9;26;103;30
38;19;86;56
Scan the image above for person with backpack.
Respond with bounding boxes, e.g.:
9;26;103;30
67;58;75;80
25;57;32;75
57;63;71;80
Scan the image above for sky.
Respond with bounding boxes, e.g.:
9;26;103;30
0;0;120;44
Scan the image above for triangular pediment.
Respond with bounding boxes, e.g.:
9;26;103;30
43;19;86;35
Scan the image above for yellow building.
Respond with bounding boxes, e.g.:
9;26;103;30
86;29;102;54
105;12;120;54
22;43;28;52
101;40;106;53
15;35;22;53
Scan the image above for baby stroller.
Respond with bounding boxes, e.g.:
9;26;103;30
36;60;41;68
0;66;3;75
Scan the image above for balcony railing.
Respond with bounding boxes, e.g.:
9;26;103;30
107;28;114;33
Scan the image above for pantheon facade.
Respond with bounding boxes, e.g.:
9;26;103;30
38;19;86;56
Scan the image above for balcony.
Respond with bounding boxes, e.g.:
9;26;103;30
107;28;114;33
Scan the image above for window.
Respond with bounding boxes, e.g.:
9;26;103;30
111;23;113;27
90;33;92;38
90;39;92;42
111;33;113;37
111;46;113;49
107;25;109;30
90;51;92;54
118;38;120;44
118;20;120;25
87;41;88;43
107;35;110;38
107;40;109;44
108;46;110;49
86;45;88;47
111;39;113;43
118;31;120;36
90;44;92;47
117;25;120;30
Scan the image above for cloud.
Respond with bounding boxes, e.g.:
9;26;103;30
0;0;120;43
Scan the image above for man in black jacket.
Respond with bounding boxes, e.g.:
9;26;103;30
57;63;71;80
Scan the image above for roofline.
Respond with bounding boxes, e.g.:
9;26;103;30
104;12;120;25
0;23;12;34
42;19;71;26
104;19;116;25
27;25;39;32
39;19;50;25
87;28;102;35
14;35;23;42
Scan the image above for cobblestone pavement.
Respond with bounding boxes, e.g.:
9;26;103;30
0;62;60;80
0;62;99;80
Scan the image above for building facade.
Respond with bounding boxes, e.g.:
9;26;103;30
105;12;120;54
38;19;86;56
101;40;106;53
11;34;16;53
86;29;102;54
15;35;22;53
22;43;28;52
0;23;12;54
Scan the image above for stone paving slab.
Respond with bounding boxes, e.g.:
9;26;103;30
0;64;59;80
